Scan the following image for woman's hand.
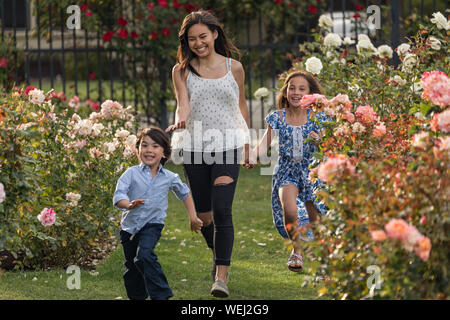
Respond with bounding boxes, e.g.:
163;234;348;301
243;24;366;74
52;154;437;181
166;107;190;133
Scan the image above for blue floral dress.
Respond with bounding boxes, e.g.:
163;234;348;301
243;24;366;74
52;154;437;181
265;108;328;240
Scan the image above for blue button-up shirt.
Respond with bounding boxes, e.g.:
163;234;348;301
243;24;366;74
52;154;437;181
113;163;190;235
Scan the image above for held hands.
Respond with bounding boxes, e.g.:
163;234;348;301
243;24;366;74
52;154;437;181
165;107;190;133
190;216;203;233
242;144;256;169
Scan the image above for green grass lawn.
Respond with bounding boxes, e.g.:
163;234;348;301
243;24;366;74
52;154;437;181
0;164;326;300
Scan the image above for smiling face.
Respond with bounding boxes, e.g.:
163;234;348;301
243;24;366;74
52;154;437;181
138;135;166;168
285;76;311;108
187;23;218;58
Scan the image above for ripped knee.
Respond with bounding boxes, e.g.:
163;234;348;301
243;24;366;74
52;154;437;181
213;175;234;186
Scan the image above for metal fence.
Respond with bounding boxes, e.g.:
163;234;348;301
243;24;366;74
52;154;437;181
1;0;448;129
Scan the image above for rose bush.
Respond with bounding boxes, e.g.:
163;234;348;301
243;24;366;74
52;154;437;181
0;87;137;269
277;12;449;299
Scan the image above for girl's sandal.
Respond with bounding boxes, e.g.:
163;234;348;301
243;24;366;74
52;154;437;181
287;253;303;272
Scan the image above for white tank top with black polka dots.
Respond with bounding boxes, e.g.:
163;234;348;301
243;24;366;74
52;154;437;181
171;57;250;153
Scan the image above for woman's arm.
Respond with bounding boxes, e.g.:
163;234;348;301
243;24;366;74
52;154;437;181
166;64;191;133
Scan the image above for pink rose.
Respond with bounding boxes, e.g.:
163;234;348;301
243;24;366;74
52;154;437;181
420;70;450;108
415;236;431;261
37;208;56;227
317;154;355;183
300;94;329;111
370;230;387;242
436;109;450;133
355;104;378;124
372;122;387;138
402;225;422;252
384;218;410;240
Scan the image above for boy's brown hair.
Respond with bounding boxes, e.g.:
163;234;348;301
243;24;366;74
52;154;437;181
135;126;171;165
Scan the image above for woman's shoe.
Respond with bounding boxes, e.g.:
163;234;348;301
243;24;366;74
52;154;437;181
211;280;230;298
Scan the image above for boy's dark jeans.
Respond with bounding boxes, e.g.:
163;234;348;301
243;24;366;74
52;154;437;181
120;223;173;300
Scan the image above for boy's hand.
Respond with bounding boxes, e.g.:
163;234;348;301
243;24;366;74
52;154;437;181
128;199;145;210
190;216;203;233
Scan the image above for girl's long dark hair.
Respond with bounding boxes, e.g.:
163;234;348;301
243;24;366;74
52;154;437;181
177;10;240;77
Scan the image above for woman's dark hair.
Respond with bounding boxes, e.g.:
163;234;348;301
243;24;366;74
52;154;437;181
176;10;241;77
135;126;171;165
276;71;325;110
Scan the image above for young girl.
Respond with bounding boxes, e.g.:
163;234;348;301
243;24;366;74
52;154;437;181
255;71;328;272
166;10;252;298
113;127;203;300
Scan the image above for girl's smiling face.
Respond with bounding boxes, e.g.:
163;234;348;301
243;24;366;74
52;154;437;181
187;23;218;58
138;135;165;168
286;76;310;108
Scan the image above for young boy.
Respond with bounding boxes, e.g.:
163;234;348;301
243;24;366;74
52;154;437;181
113;126;203;300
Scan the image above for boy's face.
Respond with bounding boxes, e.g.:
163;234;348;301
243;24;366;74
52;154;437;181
138;135;166;168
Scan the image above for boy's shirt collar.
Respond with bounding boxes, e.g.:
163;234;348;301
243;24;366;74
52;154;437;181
139;162;166;175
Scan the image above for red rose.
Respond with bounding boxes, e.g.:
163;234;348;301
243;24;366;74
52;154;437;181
150;32;158;40
162;28;170;38
149;15;155;21
24;85;35;96
117;17;128;27
103;31;114;42
147;3;154;11
308;5;317;14
173;0;183;8
91;102;100;111
0;57;6;68
86;11;92;17
355;4;364;11
80;4;88;12
353;13;361;19
158;0;168;7
131;30;138;39
184;4;195;12
89;72;96;80
118;28;128;39
274;0;285;4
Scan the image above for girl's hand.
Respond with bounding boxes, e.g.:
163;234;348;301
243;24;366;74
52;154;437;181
242;145;255;169
128;199;145;210
190;216;203;233
308;131;320;139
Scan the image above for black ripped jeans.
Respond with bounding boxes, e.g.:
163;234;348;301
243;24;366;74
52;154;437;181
182;148;241;266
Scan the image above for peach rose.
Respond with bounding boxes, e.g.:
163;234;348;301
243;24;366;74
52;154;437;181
384;218;410;240
415;236;431;261
370;230;387;242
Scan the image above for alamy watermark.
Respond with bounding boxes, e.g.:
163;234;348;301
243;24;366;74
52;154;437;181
66;5;81;30
66;264;81;290
363;265;382;299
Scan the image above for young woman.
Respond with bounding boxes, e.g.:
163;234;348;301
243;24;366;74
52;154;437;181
166;10;252;298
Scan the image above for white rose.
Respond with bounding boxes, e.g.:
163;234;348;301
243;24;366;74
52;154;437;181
377;44;393;59
352;122;366;134
396;43;411;57
388;75;407;86
305;57;323;75
357;34;371;42
125;134;137;147
28;89;46;105
402;53;418;73
323;33;342;48
254;87;270;100
91;123;104;137
348;83;363;97
427;36;441;50
343;36;355;45
430;12;449;30
356;39;377;56
318;15;334;30
115;129;130;139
